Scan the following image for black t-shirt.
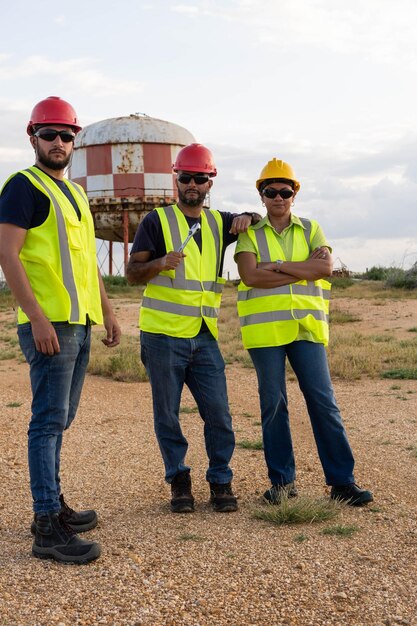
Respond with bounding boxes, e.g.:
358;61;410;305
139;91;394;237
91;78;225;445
0;169;81;228
131;207;243;276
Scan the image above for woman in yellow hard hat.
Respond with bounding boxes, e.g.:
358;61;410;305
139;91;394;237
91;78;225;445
235;158;373;506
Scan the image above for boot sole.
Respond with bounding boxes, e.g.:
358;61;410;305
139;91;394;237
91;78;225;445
330;495;374;507
171;504;195;513
32;543;101;564
30;515;98;535
212;503;238;512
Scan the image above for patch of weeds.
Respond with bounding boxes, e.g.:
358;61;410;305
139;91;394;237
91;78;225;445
379;440;392;446
180;406;199;414
0;351;16;361
329;309;361;324
88;335;147;382
178;533;205;542
242;412;254;418
320;524;359;538
405;446;417;458
237;438;263;450
371;335;395;343
390;385;401;390
6;402;22;408
407;327;417;333
293;533;309;543
381;369;417;380
368;507;382;513
253;496;341;526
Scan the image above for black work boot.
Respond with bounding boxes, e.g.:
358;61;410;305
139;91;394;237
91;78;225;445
31;494;98;535
32;512;101;564
209;482;238;512
330;483;374;506
263;481;298;505
171;470;195;513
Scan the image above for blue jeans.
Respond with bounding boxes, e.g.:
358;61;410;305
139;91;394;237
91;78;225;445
18;322;91;514
248;341;355;487
140;330;235;484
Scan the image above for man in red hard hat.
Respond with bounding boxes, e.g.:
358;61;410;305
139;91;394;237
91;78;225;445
127;143;260;513
0;97;121;564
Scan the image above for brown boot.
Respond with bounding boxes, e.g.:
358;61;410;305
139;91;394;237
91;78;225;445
209;482;238;512
170;470;195;513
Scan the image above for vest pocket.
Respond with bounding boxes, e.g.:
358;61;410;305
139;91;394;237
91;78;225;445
66;221;82;250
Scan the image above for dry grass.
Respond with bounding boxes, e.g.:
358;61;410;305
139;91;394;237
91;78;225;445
88;332;148;382
253;495;342;526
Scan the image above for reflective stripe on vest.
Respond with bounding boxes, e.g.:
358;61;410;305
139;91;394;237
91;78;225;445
239;308;329;327
238;282;331;301
24;168;80;323
142;296;219;318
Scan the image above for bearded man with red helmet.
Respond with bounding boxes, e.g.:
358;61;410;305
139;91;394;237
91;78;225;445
0;97;121;564
127;143;260;514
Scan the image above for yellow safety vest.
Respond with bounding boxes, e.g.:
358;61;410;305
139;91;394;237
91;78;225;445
139;205;226;338
8;166;102;325
237;218;331;348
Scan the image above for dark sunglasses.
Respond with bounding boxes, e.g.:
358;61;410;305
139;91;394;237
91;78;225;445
34;129;76;143
263;187;294;200
177;173;210;185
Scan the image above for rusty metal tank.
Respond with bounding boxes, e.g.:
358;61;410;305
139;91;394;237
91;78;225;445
68;114;195;242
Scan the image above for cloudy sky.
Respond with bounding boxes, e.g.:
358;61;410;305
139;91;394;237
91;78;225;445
1;0;417;276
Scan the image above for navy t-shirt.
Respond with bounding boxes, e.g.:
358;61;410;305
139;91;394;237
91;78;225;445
0;170;81;228
131;208;247;276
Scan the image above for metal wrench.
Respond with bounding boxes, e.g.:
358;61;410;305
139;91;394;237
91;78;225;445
177;222;201;252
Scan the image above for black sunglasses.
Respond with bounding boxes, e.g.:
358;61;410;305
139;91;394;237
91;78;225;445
263;187;294;200
34;129;76;143
177;173;210;185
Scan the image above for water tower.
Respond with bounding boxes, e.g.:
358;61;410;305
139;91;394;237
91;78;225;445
69;114;195;274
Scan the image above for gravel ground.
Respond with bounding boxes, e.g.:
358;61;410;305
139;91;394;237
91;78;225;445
0;299;416;626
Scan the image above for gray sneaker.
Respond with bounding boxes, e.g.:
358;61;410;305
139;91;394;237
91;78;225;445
263;482;298;504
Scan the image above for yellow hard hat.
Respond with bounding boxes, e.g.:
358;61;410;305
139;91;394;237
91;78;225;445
256;158;300;193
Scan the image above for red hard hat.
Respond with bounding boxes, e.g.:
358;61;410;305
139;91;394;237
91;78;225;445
27;96;82;135
173;143;217;177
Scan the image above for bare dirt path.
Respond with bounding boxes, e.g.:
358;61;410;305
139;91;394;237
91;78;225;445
0;298;416;626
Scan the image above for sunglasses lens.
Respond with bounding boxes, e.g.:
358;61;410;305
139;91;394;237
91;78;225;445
263;188;293;199
59;132;75;143
178;174;209;184
36;130;75;143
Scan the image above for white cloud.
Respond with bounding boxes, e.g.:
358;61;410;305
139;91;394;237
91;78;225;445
171;5;199;13
0;55;145;97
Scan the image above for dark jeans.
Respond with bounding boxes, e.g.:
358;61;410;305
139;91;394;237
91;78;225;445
140;330;235;484
248;340;355;487
18;322;91;514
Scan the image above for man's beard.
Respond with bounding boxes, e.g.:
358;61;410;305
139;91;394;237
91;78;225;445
178;188;207;207
36;146;72;171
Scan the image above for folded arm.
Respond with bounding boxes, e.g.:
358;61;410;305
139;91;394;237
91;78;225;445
237;246;333;288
